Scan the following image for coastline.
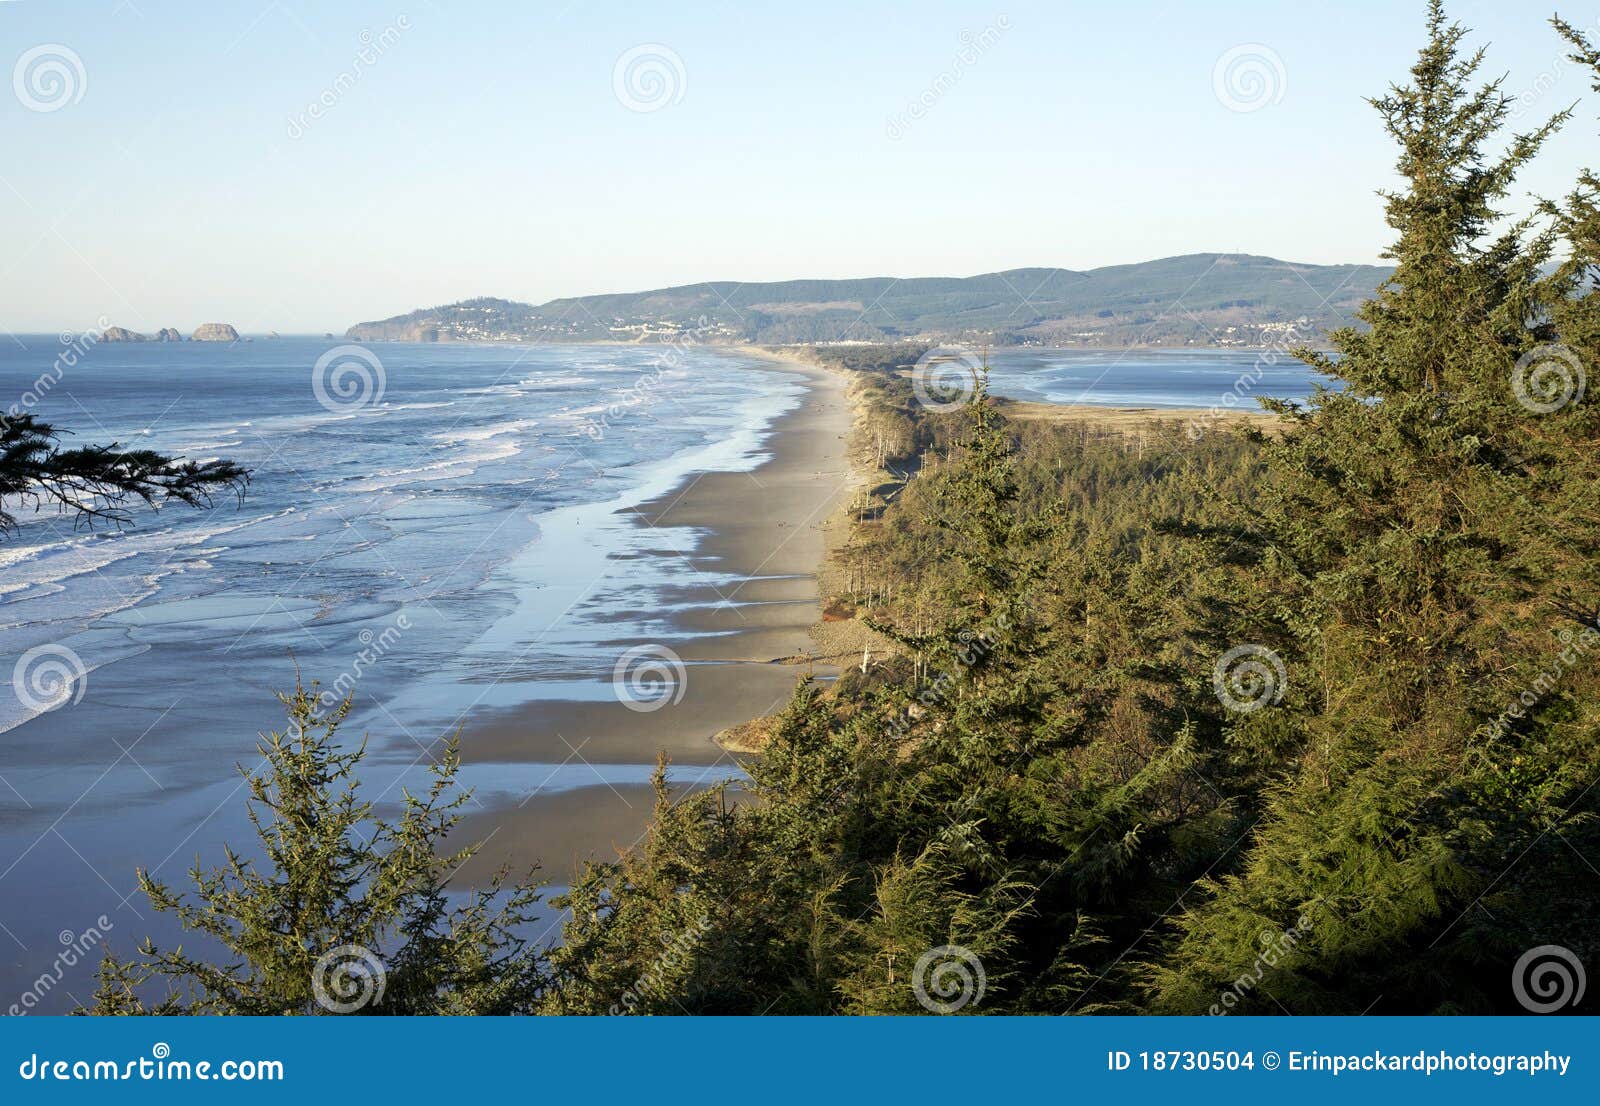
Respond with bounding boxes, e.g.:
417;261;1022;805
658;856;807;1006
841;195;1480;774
443;348;1271;883
448;349;859;882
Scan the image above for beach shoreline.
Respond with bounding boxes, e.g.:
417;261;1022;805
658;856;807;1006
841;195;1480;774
448;348;861;882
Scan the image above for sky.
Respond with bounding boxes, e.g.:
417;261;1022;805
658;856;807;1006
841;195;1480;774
1;0;1597;333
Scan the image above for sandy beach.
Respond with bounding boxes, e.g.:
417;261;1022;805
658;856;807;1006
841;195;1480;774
449;351;857;883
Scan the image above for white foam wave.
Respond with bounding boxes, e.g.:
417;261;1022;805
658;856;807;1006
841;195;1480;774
339;438;522;493
0;509;293;602
429;418;541;445
515;374;593;389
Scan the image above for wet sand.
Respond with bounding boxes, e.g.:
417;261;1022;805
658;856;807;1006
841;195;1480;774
449;354;854;883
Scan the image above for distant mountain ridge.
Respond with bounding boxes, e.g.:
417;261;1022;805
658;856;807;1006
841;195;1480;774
346;253;1393;348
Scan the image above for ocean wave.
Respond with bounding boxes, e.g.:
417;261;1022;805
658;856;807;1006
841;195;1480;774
514;374;594;390
429;418;541;445
337;438;523;493
548;403;612;421
165;439;244;452
0;509;294;603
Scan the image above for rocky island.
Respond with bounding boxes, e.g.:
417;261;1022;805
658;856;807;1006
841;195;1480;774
100;325;215;343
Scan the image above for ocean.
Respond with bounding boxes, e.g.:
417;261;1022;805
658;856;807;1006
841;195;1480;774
0;335;806;1009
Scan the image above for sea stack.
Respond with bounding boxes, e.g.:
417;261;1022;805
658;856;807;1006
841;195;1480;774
155;327;182;341
191;323;240;342
99;326;147;342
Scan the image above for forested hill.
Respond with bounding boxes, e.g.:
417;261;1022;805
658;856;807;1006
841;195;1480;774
344;253;1391;347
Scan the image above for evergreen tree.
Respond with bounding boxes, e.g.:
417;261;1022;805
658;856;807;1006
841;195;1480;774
1146;1;1600;1013
89;682;549;1014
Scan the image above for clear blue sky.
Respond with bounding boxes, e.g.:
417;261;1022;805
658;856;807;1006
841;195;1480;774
1;0;1596;332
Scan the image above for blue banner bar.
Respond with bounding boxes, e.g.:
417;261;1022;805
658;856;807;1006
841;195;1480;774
3;1016;1594;1104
